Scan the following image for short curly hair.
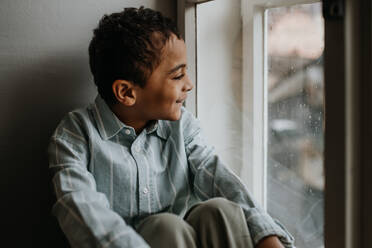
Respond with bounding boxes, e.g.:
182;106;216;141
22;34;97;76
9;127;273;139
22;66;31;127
88;7;181;105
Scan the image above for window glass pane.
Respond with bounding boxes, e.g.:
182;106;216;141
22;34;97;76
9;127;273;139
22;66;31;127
266;3;324;248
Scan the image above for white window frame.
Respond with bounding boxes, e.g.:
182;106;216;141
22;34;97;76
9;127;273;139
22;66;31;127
177;0;219;117
240;0;320;209
177;0;199;116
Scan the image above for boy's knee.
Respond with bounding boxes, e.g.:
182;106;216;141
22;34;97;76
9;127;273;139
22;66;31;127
138;213;190;235
203;197;231;209
138;213;198;247
194;197;236;215
185;197;244;227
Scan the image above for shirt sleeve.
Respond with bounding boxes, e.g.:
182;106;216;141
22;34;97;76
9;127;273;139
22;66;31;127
183;110;295;248
48;118;149;248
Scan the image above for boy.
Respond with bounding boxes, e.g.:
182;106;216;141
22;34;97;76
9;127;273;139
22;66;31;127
48;7;294;248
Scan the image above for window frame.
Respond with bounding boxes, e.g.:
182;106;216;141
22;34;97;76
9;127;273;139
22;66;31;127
178;0;372;247
179;0;322;210
240;0;321;209
177;0;199;116
325;0;372;247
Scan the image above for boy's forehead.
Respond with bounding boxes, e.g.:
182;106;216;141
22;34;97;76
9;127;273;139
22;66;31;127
159;35;187;69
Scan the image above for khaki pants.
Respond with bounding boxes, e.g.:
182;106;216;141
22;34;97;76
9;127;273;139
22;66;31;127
137;198;254;248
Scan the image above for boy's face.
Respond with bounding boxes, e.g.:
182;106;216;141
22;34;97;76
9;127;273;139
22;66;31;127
135;34;193;121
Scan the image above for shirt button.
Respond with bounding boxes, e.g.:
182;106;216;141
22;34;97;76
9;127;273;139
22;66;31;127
143;188;148;194
135;146;141;153
125;129;131;135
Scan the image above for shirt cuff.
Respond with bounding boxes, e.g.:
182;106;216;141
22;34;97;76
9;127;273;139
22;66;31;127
244;207;295;248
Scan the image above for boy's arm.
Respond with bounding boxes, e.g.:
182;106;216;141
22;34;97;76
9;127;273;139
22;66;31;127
257;236;285;248
182;110;295;248
48;125;149;248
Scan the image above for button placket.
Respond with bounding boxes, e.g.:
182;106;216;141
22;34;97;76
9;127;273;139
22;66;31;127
132;139;150;214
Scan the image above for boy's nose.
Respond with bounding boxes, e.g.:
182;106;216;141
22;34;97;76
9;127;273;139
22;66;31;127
183;75;194;92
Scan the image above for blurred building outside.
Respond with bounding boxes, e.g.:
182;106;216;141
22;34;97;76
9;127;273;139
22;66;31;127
266;3;325;248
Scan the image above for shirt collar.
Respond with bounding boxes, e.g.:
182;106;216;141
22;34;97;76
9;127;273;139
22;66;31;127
155;120;171;140
92;95;171;140
92;95;125;140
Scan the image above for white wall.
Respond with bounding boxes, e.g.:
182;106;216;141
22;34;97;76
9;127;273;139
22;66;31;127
0;1;175;246
196;0;243;175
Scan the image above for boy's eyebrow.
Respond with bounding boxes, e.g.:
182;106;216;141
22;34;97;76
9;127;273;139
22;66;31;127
168;64;187;74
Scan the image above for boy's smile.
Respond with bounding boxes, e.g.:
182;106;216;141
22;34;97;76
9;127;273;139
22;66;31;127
111;34;194;133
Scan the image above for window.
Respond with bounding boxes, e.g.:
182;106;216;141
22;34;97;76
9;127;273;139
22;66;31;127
180;0;371;247
195;1;324;247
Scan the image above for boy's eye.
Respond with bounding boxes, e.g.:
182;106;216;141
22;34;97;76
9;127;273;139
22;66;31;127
173;74;184;80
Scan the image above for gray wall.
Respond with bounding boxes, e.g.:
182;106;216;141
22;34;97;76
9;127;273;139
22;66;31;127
0;1;176;246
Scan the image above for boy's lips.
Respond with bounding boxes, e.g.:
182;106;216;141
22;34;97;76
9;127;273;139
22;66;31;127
176;97;187;103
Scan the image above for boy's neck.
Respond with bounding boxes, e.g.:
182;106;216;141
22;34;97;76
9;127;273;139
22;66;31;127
110;104;148;135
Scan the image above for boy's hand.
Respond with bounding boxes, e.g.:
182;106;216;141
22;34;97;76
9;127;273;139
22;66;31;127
256;235;285;248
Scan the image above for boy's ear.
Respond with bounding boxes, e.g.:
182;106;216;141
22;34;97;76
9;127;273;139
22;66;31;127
112;80;137;106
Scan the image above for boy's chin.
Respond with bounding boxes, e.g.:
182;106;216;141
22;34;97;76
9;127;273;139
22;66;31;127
162;111;182;121
166;115;181;121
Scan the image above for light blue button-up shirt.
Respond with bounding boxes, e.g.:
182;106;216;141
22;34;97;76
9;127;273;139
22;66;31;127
48;95;295;248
